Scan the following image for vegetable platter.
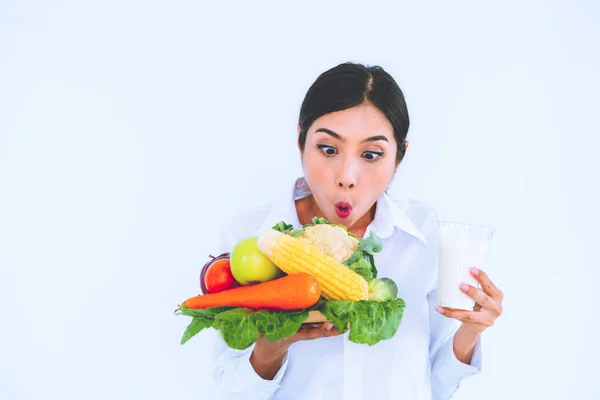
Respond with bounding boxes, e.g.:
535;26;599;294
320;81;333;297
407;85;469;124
174;218;406;350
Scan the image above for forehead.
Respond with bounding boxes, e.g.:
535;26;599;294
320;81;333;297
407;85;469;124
310;103;393;139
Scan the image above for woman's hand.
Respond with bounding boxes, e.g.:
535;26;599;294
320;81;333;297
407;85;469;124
436;267;504;334
250;322;341;380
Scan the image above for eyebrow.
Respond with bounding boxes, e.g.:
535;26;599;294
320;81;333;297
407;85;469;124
315;128;389;143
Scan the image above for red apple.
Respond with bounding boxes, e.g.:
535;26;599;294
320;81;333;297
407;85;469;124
200;253;228;294
200;253;239;294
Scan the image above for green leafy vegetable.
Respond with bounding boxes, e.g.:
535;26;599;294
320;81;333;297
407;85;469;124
176;296;406;348
212;308;262;350
359;231;383;255
365;253;378;278
320;298;406;345
176;305;234;318
176;305;235;344
181;317;212;345
368;277;399;302
342;246;378;281
272;221;294;234
290;229;304;237
254;309;309;341
175;301;324;349
343;251;362;266
346;255;374;280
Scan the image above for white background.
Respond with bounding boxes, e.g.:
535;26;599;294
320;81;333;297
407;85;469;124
1;1;599;399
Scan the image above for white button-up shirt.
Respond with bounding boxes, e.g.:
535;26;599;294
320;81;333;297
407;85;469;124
211;177;482;400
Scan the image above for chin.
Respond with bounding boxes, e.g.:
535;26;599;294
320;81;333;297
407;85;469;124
336;215;355;227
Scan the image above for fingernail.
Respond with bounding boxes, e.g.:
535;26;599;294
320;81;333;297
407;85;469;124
326;323;333;330
460;283;470;291
470;267;479;276
436;306;445;314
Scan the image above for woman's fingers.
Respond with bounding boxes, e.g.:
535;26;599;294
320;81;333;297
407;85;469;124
471;267;504;301
323;323;341;336
460;284;502;316
439;307;496;327
314;322;340;337
292;322;340;342
433;269;505;334
254;323;341;356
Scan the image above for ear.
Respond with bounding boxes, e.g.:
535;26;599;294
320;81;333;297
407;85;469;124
395;141;409;169
297;124;303;154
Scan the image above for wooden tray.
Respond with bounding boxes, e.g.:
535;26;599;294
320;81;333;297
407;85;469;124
303;310;327;324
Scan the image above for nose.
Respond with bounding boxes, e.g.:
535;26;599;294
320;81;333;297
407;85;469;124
336;168;357;189
337;179;355;189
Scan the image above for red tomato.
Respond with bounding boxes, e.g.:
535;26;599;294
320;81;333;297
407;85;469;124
204;258;239;293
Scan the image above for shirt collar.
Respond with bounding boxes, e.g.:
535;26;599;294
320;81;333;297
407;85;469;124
256;176;427;245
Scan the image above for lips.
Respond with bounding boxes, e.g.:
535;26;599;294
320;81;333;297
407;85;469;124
335;201;353;219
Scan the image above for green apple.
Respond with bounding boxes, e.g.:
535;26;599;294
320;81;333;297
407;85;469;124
230;236;285;285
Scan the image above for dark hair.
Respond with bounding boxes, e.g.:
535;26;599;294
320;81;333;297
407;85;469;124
298;62;409;164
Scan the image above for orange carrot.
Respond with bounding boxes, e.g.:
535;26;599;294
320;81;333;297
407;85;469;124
181;273;321;311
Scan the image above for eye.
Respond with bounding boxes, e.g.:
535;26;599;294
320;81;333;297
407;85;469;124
317;144;337;156
363;151;383;161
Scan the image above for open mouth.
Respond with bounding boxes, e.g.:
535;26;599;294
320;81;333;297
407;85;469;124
335;202;353;219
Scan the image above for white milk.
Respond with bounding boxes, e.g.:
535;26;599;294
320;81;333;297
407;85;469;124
437;222;495;310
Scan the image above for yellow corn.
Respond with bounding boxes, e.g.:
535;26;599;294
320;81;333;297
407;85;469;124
257;229;369;301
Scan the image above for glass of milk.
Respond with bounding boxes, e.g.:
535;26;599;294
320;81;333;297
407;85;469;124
436;221;495;310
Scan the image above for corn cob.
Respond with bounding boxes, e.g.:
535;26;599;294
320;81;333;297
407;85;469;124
257;228;369;301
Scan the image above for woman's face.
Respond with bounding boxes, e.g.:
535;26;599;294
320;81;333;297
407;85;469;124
299;102;402;229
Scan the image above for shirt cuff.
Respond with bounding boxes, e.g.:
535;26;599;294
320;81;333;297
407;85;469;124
235;348;290;393
214;344;290;399
433;333;483;383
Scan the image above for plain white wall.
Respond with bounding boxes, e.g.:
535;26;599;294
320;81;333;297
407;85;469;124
1;1;599;399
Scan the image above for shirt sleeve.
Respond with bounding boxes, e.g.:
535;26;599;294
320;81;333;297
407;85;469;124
210;215;290;399
212;334;290;399
427;286;483;400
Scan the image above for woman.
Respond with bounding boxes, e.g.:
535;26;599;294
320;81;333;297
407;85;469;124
211;62;504;400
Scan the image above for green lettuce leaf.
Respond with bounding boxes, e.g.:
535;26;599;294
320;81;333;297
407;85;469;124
176;305;234;319
319;298;406;345
345;255;374;280
180;317;212;345
176;305;234;345
342;248;378;281
176;297;405;348
343;251;362;266
254;309;309;341
367;277;399;302
359;231;383;254
212;308;262;350
272;221;294;234
176;301;323;349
